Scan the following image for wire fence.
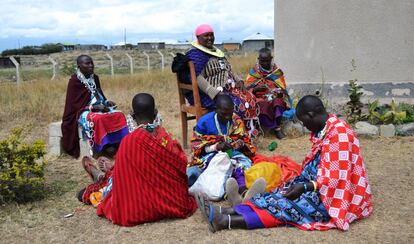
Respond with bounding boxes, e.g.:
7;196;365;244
0;49;252;83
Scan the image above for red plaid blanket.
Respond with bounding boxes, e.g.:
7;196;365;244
301;115;373;230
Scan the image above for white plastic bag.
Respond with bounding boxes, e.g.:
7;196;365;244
189;152;233;201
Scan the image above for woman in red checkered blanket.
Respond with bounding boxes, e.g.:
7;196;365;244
196;95;373;232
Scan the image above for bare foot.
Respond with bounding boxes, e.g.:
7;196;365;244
97;156;114;172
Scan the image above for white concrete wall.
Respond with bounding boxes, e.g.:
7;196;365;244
275;0;414;84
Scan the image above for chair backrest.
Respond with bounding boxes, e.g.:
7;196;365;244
176;61;205;119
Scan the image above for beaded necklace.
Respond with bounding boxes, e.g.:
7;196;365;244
317;122;328;140
76;68;97;95
136;114;163;133
214;113;231;142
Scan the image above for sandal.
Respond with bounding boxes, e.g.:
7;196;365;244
196;193;219;233
97;156;114;172
81;156;103;183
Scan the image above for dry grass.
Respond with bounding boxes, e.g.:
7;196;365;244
0;54;413;243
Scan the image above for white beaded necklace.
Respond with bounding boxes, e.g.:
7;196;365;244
76;68;97;95
214;113;230;141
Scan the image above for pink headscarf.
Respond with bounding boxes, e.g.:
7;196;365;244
195;24;214;37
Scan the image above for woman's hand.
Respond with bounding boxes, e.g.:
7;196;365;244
93;104;109;112
253;85;267;94
282;183;305;200
232;139;245;150
235;80;247;92
106;100;116;107
216;142;233;152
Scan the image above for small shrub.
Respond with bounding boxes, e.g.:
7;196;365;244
61;61;77;76
366;99;408;125
345;79;364;124
0;128;47;203
399;102;414;123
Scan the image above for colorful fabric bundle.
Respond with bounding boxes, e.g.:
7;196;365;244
85;111;129;152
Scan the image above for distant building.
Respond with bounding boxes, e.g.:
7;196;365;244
137;42;165;50
214;43;224;50
165;40;192;50
222;39;241;51
77;44;107;51
110;42;135;50
56;43;79;51
242;33;274;51
0;57;20;68
165;43;192;50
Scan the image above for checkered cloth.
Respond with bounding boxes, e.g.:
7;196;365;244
301;115;373;231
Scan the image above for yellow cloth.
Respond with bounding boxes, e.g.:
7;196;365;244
245;162;282;192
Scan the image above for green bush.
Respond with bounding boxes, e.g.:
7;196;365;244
1;44;62;56
345;79;364;124
0;128;47;203
61;61;77;76
366;99;412;125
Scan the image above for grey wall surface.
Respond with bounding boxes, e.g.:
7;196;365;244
275;0;414;85
242;40;274;52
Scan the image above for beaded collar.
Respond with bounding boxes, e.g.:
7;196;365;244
76;68;97;95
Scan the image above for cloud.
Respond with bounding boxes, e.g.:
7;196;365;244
0;0;273;49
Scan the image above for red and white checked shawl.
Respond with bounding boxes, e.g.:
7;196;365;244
301;115;373;231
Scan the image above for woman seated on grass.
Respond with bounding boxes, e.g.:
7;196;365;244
196;95;373;232
78;93;196;226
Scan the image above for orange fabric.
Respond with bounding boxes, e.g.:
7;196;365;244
251;153;301;189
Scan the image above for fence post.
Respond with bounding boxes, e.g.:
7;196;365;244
125;53;134;74
157;50;164;72
9;56;21;84
48;56;59;80
105;53;114;76
143;51;150;72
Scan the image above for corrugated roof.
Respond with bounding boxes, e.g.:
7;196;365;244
243;32;273;41
222;38;240;44
113;41;133;46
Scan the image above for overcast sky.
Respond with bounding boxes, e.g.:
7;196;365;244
0;0;274;51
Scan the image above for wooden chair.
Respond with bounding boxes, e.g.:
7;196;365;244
176;61;209;148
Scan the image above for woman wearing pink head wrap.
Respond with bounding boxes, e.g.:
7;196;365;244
195;24;214;37
183;24;261;140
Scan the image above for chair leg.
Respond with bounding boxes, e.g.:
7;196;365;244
181;111;188;148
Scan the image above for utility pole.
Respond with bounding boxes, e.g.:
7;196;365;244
124;28;127;50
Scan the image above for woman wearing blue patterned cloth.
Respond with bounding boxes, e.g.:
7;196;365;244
196;95;372;233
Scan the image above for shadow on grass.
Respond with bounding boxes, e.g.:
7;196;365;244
44;179;79;198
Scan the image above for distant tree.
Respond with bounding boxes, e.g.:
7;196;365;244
1;44;63;56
